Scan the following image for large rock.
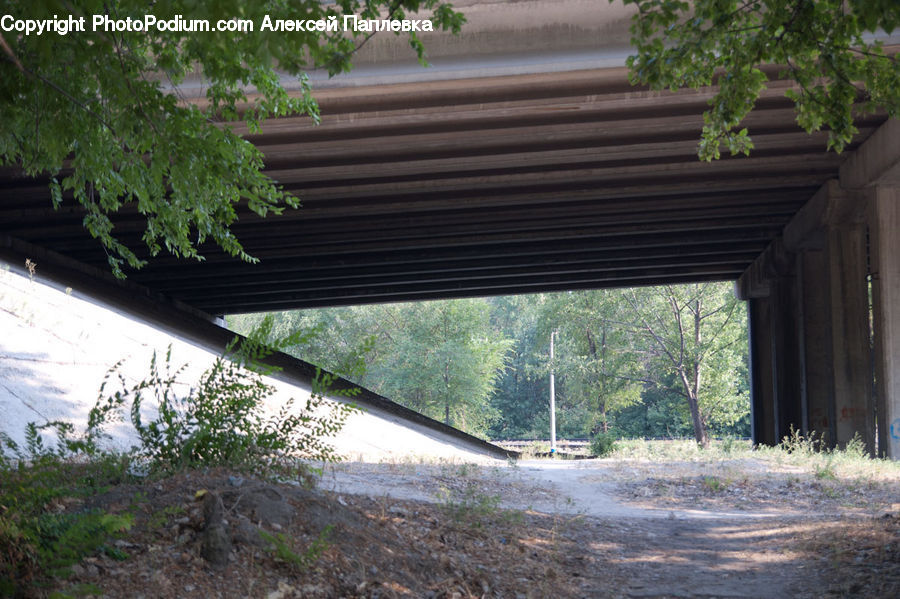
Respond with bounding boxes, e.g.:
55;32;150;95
200;492;231;567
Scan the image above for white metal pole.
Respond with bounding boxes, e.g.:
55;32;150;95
550;330;557;454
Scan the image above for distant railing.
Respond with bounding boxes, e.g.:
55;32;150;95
493;437;752;453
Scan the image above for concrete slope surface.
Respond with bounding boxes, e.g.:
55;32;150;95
0;262;496;463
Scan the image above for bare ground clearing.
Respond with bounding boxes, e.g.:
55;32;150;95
51;455;900;599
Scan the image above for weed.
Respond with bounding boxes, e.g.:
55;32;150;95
611;438;715;461
589;432;617;458
702;476;728;493
841;435;868;460
780;426;825;456
819;484;841;499
720;436;738;455
147;505;186;531
25;258;36;280
456;462;476;477
519;441;550;458
613;438;648;458
815;457;837;481
437;483;519;529
259;524;333;572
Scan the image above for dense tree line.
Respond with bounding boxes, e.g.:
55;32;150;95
229;282;750;444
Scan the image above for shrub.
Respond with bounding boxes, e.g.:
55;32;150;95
589;432;618;457
104;317;362;478
437;484;512;529
0;316;361;594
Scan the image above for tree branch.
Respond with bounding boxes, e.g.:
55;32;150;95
0;33;23;72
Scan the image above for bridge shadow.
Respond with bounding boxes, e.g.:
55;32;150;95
522;512;831;599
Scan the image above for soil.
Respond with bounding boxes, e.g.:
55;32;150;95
49;458;900;599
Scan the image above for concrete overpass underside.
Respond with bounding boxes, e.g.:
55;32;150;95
1;0;899;459
1;68;888;313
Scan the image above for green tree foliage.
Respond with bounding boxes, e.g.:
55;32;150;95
624;283;749;447
487;295;550;439
622;0;900;160
229;307;375;384
232;299;510;437
0;0;463;276
373;300;510;434
230;284;749;444
538;291;643;435
614;373;696;439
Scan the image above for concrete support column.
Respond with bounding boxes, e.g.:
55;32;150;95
796;250;836;445
869;186;900;459
748;297;776;446
739;241;804;447
825;221;875;453
770;270;804;442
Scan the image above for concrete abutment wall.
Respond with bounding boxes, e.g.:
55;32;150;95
737;120;900;459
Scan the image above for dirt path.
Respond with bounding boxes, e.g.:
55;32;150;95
47;458;898;598
320;459;899;598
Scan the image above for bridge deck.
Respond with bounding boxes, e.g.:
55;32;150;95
1;67;885;313
1;0;893;314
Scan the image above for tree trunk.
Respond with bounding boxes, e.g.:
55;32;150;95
589;327;611;434
672;294;710;448
600;328;608;433
686;391;709;448
443;362;451;426
691;298;709;448
601;402;609;433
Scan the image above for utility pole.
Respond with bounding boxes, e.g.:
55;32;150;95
550;330;557;454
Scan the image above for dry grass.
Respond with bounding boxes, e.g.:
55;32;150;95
798;514;900;597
